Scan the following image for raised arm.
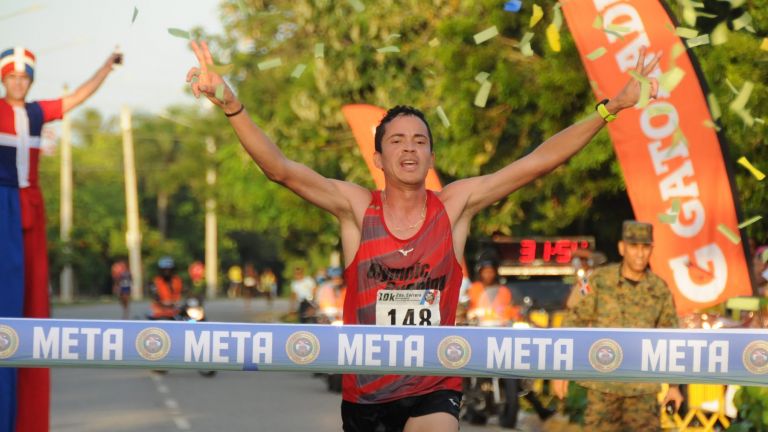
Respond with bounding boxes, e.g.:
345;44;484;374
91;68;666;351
451;47;660;218
186;41;367;219
62;51;121;114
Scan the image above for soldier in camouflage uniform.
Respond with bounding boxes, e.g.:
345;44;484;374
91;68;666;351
553;221;684;431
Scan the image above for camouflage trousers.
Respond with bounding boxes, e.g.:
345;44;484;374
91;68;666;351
584;389;659;432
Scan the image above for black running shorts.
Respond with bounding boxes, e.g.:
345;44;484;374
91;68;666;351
341;390;462;432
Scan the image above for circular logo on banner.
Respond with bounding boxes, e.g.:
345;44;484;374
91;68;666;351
285;331;320;365
743;341;768;374
588;338;623;373
0;325;19;360
135;327;172;361
437;336;471;369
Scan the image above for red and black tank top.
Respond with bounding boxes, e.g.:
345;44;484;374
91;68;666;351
342;190;463;404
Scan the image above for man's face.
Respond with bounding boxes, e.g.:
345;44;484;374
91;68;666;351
294;268;304;279
619;241;653;274
479;266;497;286
2;72;32;101
374;115;434;185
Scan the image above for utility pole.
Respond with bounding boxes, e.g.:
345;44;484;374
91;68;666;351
121;106;143;300
205;136;218;299
59;84;73;303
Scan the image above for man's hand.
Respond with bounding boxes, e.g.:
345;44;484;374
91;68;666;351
186;40;239;113
104;51;123;70
662;385;684;413
552;379;569;399
607;46;661;114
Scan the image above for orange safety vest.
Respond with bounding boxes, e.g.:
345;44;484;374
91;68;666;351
151;275;183;318
467;281;518;322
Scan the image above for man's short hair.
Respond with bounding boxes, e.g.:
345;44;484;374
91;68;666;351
374;105;433;153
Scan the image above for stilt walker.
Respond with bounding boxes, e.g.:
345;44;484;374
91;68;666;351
0;47;120;432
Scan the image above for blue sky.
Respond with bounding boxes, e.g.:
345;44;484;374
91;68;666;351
0;0;224;119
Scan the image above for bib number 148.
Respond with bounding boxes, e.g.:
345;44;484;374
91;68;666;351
387;308;433;326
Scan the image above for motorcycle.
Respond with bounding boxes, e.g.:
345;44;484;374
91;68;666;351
148;297;217;378
460;296;553;428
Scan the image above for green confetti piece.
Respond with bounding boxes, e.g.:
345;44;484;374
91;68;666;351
686;34;710;48
530;4;544;28
474;26;499;44
737;156;765;180
637;80;651;108
738;216;762;229
190;76;199;84
658;213;677;224
520;32;535;57
671;198;681;214
428;38;440;47
290;63;307;79
586;47;607;60
474;80;492;108
552;5;563;30
682;3;696;26
733;108;754;127
592;15;603;30
257;57;283;70
729;80;754;112
376;45;400;53
436;106;450;128
346;0;365;12
237;0;248;15
474;71;490;83
690;0;704;7
756;118;765;124
711;22;729;46
675;27;699;39
732;12;752;31
659;67;685;93
707;93;721;120
671;42;686;59
314;43;325;59
725;78;739;96
168;28;190;39
647;104;674;117
215;83;224;101
703;119;721;131
726;296;760;311
208;63;234;75
606;24;631;34
386;34;401;41
762;248;768;264
629;70;650;83
131;6;138;24
717;224;741;244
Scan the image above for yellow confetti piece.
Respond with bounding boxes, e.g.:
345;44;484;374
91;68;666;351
675;27;699;39
346;0;365;12
737;156;765;181
729;80;754;111
703;119;721;131
520;32;535;57
290;64;307;79
474;80;492;108
707;93;721;120
215;83;224;101
376;45;400;53
738;215;762;229
546;23;561;52
208;63;234;75
474;26;499;44
725;78;739;96
717;224;741;244
475;71;490;83
314;43;325;59
711;22;728;46
732;12;752;31
436;106;450;128
530;4;544;28
659;67;685;93
658;213;677;224
761;38;768;51
168;28;190;39
257;58;283;70
428;38;440;47
586;47;607;60
686;34;710;48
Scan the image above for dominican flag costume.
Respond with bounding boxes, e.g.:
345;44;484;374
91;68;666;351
0;47;60;432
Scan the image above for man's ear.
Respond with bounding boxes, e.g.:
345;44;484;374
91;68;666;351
373;151;383;169
618;241;625;258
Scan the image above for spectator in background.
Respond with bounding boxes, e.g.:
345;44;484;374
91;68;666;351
291;266;317;323
242;263;258;310
260;268;277;306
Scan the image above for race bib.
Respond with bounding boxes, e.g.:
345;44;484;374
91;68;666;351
375;289;441;326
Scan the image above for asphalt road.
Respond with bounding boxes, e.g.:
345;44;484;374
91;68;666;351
50;298;561;432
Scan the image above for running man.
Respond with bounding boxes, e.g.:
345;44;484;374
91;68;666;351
185;40;659;432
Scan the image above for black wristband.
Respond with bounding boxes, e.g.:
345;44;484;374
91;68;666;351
224;103;245;117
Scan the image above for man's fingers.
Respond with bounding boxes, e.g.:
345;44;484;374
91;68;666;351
189;41;206;67
643;52;662;76
186;67;201;82
650;79;659;99
635;46;646;73
200;41;215;66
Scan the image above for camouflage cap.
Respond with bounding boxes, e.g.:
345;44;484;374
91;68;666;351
622;220;653;244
